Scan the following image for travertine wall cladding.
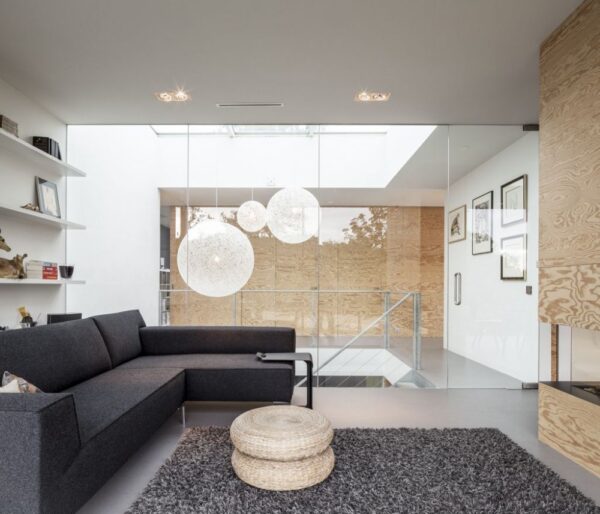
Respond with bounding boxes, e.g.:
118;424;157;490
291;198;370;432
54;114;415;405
539;0;600;330
169;206;444;337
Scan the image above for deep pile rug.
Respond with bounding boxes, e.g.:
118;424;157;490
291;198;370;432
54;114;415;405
127;427;599;514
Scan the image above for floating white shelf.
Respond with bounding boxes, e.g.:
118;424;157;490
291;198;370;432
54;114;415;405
0;204;85;230
0;128;86;178
0;278;85;285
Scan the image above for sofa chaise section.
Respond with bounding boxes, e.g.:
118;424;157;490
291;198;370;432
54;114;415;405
121;325;296;402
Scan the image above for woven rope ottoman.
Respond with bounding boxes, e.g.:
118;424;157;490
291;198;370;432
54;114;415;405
230;405;335;491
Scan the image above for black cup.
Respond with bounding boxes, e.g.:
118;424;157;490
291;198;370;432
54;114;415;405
59;265;74;279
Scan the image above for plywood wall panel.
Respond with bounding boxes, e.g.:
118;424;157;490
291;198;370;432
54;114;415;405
246;233;276;289
539;383;600;479
539;263;600;328
275;238;317;290
539;0;600;330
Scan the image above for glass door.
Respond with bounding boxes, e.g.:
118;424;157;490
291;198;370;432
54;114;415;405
446;125;540;388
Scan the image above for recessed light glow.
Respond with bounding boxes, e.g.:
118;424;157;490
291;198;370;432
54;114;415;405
155;88;191;103
354;90;390;102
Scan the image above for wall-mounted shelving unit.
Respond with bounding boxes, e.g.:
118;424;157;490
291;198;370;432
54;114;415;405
0;127;86;178
0;125;87;295
0;203;85;230
0;278;85;285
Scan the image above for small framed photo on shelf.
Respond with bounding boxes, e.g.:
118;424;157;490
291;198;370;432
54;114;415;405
35;177;61;218
472;191;493;255
500;234;527;280
501;174;527;226
448;205;466;244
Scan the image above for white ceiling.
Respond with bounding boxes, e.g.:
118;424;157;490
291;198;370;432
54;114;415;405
0;0;580;125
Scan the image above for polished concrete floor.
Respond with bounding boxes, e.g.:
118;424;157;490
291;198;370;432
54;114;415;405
78;388;600;513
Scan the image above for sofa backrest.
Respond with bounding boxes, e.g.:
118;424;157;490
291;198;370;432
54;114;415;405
91;310;146;366
140;326;296;354
0;319;112;392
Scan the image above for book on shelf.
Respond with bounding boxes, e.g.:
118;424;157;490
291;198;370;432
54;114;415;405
27;260;58;268
26;260;59;280
26;271;58;279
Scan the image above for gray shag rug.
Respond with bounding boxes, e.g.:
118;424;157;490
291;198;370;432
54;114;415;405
127;427;599;514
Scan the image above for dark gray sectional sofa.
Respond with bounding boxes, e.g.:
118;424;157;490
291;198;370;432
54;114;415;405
0;310;295;514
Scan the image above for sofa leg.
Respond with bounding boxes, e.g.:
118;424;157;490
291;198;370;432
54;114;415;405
180;404;186;427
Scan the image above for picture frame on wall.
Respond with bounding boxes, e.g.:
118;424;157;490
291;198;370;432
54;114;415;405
472;191;493;255
500;234;527;280
501;174;527;226
35;177;61;218
448;205;466;244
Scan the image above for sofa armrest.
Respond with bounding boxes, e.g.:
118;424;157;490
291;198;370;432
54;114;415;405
140;326;296;355
0;393;80;514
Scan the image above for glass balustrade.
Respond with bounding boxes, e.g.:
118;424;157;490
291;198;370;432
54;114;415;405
158;288;433;388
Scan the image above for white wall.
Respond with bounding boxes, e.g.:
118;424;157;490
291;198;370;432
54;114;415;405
0;77;67;327
446;132;539;383
66;126;160;324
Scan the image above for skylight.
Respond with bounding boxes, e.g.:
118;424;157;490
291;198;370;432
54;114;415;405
154;125;436;188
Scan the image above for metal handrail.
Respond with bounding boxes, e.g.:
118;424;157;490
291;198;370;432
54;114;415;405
296;292;414;386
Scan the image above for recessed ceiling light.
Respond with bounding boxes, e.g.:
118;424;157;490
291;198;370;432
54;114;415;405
155;88;191;103
354;90;390;102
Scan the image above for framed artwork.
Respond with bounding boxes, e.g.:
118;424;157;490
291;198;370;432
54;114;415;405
448;205;466;244
35;177;61;218
501;174;527;226
500;234;527;280
472;191;493;255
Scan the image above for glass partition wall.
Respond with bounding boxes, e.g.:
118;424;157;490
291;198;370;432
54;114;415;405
157;124;448;388
150;124;540;389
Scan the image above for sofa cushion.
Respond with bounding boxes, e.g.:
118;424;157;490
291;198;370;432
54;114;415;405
64;367;184;444
119;354;294;402
0;319;112;392
92;310;146;367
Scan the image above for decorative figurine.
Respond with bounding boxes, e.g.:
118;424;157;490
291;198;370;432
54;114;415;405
17;306;37;328
21;203;41;212
0;253;28;279
0;228;28;279
0;228;10;252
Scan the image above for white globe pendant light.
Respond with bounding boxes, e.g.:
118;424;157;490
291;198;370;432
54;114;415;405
177;219;254;297
237;200;267;233
267;187;319;244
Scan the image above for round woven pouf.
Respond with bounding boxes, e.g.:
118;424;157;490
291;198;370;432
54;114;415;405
230;405;335;491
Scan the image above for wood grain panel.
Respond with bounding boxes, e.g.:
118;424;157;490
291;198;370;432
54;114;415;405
246;233;275;290
539;383;600;478
539;0;600;329
275;238;317;290
419;207;445;337
539;263;600;329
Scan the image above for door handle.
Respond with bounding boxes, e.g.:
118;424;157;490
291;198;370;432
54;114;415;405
454;272;462;305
